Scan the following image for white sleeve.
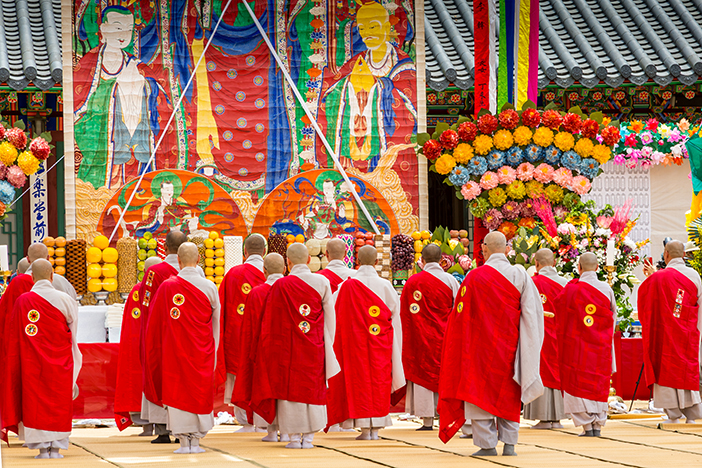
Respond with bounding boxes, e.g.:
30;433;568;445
210;285;221;370
65;298;83;390
389;286;406;392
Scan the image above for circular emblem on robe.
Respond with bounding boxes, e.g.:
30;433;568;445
237;304;245;315
25;324;37;336
170;307;181;320
173;294;185;306
583;315;594;327
413;290;422;301
132;290;139;302
540;294;548;305
299;304;311;316
368;305;380;317
461;286;466;297
585;304;596;315
457;302;464;313
27;310;40;323
369;324;381;336
131;308;141;319
299;321;310;333
241;283;252;294
410;303;420;314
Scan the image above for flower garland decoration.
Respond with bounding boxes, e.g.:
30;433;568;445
613;118;694;169
419;105;620;239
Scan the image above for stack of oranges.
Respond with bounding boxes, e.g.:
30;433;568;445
43;236;67;276
86;235;119;293
204;231;225;285
286;233;305;246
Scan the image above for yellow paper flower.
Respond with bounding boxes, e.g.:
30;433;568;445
453;143;474;164
506;180;527;200
525;180;544;197
545;185;564;203
435;154;456;175
592;144;612;164
513;126;533;146
574;137;594;158
533;127;554;147
17;151;40;175
493;129;514;151
488;187;507;207
629;120;644;133
554;132;575;152
0;141;18;166
473;135;493;155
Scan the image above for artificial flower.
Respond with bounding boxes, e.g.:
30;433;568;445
524;144;543;162
552;167;573;188
678;118;690;132
29;137;51;160
469;197;490;218
439;254;455;272
624;134;638;147
562;113;583;133
521;108;541;128
533;127;555;147
601;126;621;146
513;126;533;146
449;165;471;186
0;141;18;166
518;217;536;229
506;180;527;200
457;121;478;141
487;150;506;169
6;165;26;188
545;184;565;203
520;199;536;217
639;131;653;145
483;208;504;230
477;114;499;134
561;150;582;172
461;181;482;200
488;187;508;207
6;128;27;150
473;134;494;155
497;166;517;185
0;200;5;217
525;180;545;197
0;180;14;204
423;139;442;160
543;145;562;165
506;147;523;165
493;129;514;150
453;143;474;163
440;129;459;149
562;192;581;209
592;144;611;164
534;163;555;183
516;162;535;181
0;123;5;140
434;154;456;175
542;109;563;130
498;109;520;130
467;156;488;175
629;120;644;133
645;118;659;131
557;223;576;235
574;137;594;158
581;119;600;139
17;151;40;175
580;158;600;179
497;221;518;239
480;171;499;190
457;255;472;270
502;200;521;220
554;132;575;151
0;162;7;180
571;175;592;195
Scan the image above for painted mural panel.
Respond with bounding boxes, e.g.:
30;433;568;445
69;0;418;241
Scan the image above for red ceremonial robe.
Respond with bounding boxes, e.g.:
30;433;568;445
638;268;700;390
2;292;74;437
326;279;394;428
250;276;327;424
220;263;265;378
400;271;453;393
532;274;564;389
231;283;272;411
555;280;613;402
438;266;522;443
114;283;143;430
159;277;216;415
317;269;343;293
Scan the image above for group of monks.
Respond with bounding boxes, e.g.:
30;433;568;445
1;230;702;459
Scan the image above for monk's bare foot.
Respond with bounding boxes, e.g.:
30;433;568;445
235;425;256;433
579;430;594;437
151;434;171;444
502;444;517;456
531;421;552;429
551;422;564;429
35;449;50;459
261;432;278;442
472;448;497;456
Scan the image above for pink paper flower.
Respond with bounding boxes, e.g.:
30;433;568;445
483;208;503;230
497;166;517;185
552;167;573;188
613;154;626;165
461;180;482;201
534;163;554;183
571;175;592;194
516;162;534;181
6;165;26;188
29;137;51;160
458;255;472;270
0;161;7;179
480;171;499;190
640;132;653;145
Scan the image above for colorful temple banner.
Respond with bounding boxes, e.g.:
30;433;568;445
64;0;419;242
473;0;496;114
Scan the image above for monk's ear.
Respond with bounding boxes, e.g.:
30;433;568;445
306;255;311;265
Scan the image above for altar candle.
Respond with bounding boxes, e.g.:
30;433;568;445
606;239;616;267
0;245;8;272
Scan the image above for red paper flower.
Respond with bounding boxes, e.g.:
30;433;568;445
6;128;27;150
440;129;459;150
521;108;541;128
601;126;621;146
542;110;563;130
0;123;5;140
645;118;659;132
477;114;499;134
624;134;637;147
498;109;519;130
457;121;478;142
562;113;583;133
581;119;600;139
29;137;50;161
423;139;442;161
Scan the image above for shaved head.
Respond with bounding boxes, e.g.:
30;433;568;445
358;245;378;266
177;242;199;268
263;253;285;276
31;259;53;282
144;256;162;272
578;252;599;272
422;244;442;264
665;240;685;259
27;243;48;263
287;243;310;266
535;248;555;269
326;238;347;260
245;234;266;257
165;230;188;255
482;231;507;260
17;257;29;274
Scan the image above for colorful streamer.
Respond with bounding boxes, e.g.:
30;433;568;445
474;0;497;115
515;0;539;108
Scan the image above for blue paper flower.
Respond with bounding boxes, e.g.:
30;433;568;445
486;150;506;169
506;147;523;166
467;156;488;175
580;158;600;179
561;151;582;172
543;145;562;165
452;272;466;283
449;165;471;186
0;180;15;204
524;144;543;163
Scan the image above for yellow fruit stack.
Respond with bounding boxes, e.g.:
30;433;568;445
43;236;67;276
204;231;225;285
411;230;432;263
87;235;119;294
286;233;306;246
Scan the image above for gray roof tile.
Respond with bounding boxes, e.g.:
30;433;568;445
424;0;702;90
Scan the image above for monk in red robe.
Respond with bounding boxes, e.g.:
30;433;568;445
231;253;289;442
438;232;544;456
639;240;702;423
149;243;220;454
251;243;340;449
524;248;568;429
401;244;459;431
114;256;162;434
2;260;82;459
23;243;77;299
220;234;266;432
317;238;355;293
327;246;405;440
555;252;616;437
140;230;188;443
